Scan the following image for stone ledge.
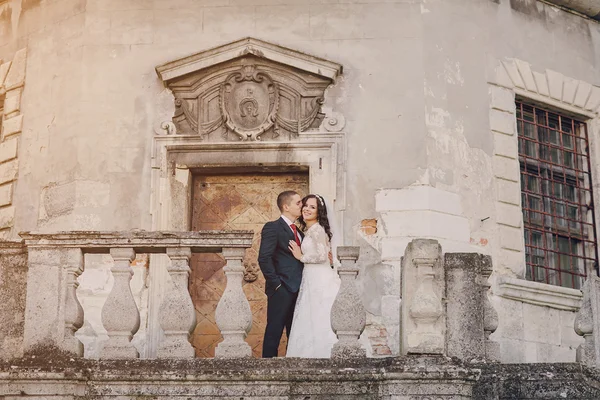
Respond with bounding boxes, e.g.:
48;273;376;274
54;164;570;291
19;230;254;253
495;276;583;311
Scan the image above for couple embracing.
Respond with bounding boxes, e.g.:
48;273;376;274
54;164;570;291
258;190;341;358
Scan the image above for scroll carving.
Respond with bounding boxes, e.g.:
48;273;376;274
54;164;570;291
164;57;335;141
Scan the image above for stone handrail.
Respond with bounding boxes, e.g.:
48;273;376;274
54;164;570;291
19;230;253;359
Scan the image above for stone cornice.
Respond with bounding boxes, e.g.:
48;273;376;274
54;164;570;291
19;230;254;253
155;37;343;83
495;276;583;311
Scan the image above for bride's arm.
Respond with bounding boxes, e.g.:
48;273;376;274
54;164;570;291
299;225;329;264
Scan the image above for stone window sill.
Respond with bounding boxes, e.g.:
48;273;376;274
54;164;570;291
494;276;583;311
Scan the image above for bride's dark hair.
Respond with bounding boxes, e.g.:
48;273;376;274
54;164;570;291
298;194;333;241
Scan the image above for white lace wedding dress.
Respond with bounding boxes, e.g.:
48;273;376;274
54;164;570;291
286;223;341;358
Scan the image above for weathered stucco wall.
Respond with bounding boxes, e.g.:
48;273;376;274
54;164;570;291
0;0;598;363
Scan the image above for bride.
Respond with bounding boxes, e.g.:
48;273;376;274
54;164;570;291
286;194;341;358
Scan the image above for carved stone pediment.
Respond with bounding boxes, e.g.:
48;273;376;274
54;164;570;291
155;38;343;141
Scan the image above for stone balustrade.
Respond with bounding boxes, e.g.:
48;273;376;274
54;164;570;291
19;230;253;359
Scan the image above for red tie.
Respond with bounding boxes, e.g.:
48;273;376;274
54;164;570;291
290;224;301;246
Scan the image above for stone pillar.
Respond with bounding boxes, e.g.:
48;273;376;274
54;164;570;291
215;247;252;358
331;246;366;358
23;247;84;356
575;275;600;368
445;253;498;361
157;247;196;358
401;239;444;355
100;248;140;359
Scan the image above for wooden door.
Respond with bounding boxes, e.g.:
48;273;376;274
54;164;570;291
190;172;308;358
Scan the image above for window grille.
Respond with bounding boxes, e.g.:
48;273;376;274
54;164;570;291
517;101;598;289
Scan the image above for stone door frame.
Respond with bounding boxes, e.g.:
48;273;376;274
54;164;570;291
144;132;346;358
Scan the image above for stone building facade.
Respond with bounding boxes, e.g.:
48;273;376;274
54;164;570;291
0;0;600;396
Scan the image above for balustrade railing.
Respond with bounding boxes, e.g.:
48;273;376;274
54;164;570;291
19;231;254;359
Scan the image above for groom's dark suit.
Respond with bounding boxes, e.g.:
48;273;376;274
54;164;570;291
258;217;304;358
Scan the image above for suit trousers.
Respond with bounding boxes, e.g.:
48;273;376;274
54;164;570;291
262;285;298;358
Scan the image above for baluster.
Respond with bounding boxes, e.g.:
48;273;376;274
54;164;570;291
215;247;252;358
575;275;600;368
157;247;196;358
480;258;499;361
402;239;444;355
331;246;366;358
100;248;140;359
63;249;84;356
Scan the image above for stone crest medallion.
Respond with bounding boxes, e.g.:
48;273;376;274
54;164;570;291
220;65;279;141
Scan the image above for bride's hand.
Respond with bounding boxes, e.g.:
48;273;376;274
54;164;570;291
288;241;303;260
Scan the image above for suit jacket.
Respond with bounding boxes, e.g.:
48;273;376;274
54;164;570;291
258;217;304;297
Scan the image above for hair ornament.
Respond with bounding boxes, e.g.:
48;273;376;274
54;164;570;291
315;194;325;207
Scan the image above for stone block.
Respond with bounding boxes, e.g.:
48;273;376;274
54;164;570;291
499;225;524;252
496;248;525;275
489;109;516;135
502;60;525;89
523;302;561;345
490;86;515;113
0;61;11;87
2;114;24;138
0;160;17;186
497;337;525;363
491;295;524;341
445;253;488;361
0;249;27;360
515;59;536;92
375;185;463;215
533;71;550;97
3;89;21;115
152;9;204;45
496;179;521;206
203;7;256;42
574;81;592;108
493;155;519;182
496;202;522;228
0;184;13;207
562;77;579;104
254;6;310;42
380;210;471;241
546;69;564;101
0;138;18;164
493;131;518;159
3;48;26;91
584;86;600;111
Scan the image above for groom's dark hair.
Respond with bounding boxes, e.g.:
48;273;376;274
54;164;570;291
277;190;299;212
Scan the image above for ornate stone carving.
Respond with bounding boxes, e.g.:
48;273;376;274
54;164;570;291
331;246;366;358
220;65;278;141
155;38;344;141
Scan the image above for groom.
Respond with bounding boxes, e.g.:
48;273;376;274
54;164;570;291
258;190;304;358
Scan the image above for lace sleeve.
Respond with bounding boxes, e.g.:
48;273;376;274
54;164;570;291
300;224;329;264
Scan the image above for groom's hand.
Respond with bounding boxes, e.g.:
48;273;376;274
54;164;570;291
328;251;333;265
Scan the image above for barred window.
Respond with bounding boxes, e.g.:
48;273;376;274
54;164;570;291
517;101;598;289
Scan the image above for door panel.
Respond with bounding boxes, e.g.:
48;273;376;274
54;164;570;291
190;173;308;358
